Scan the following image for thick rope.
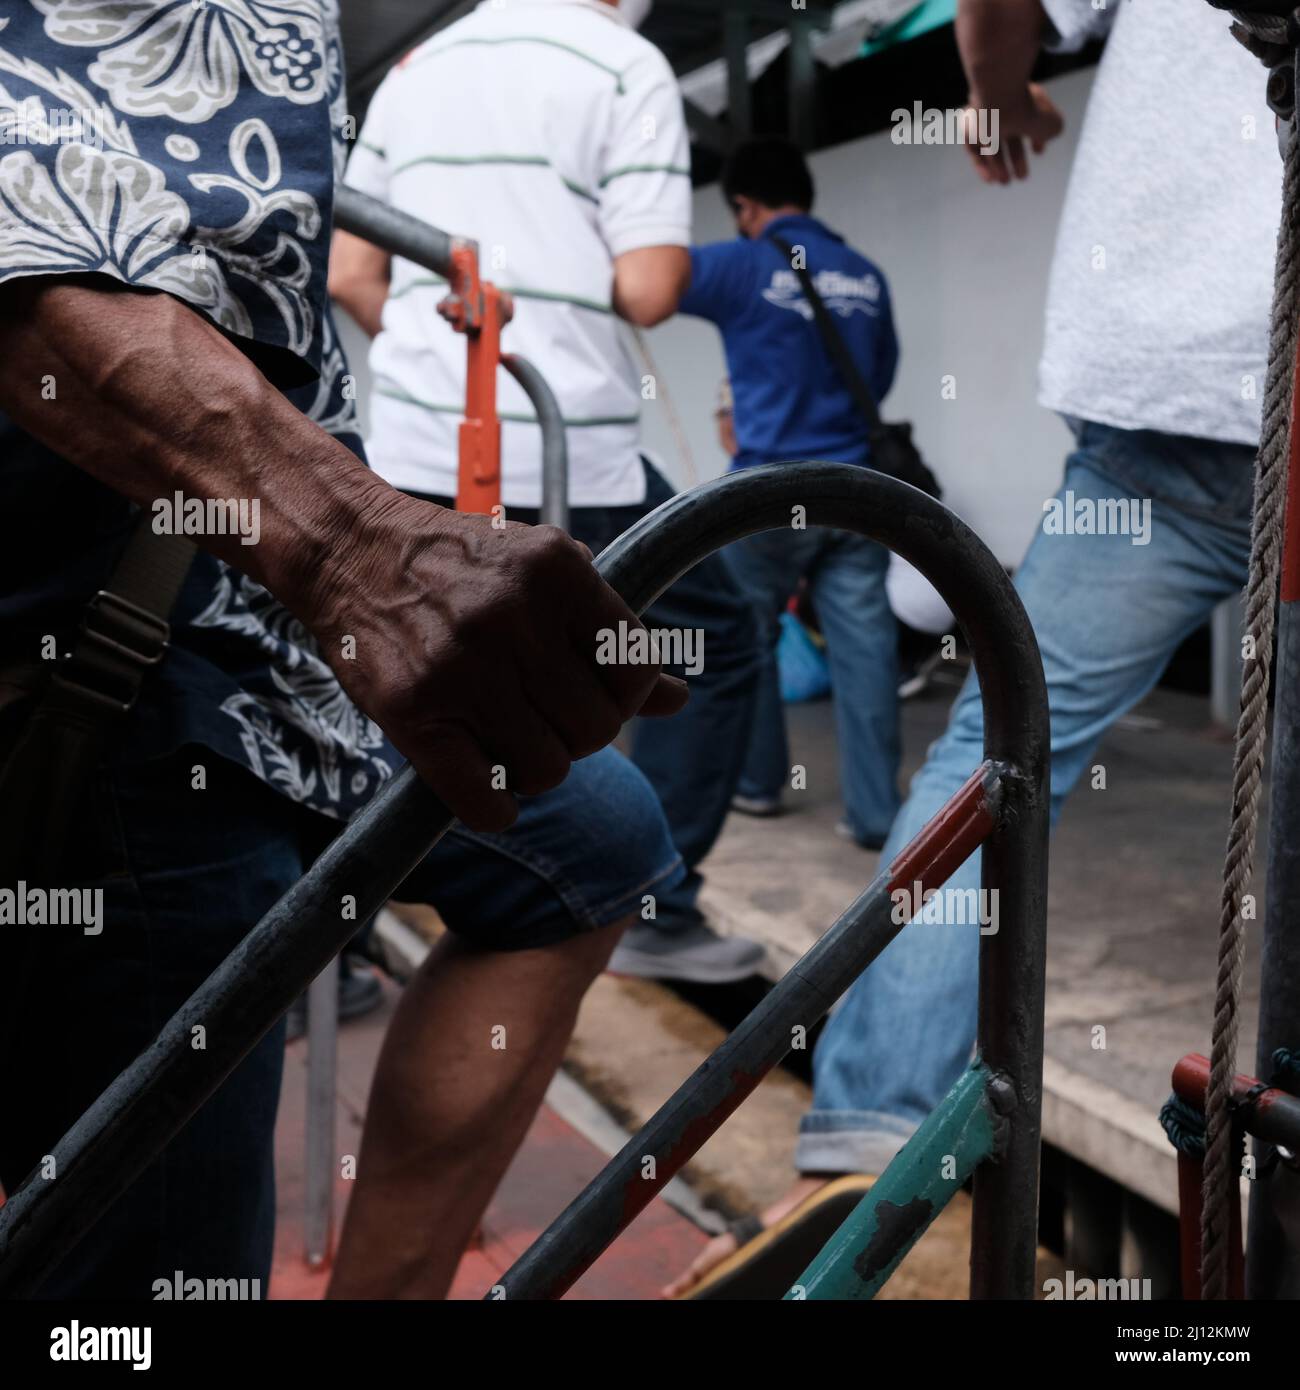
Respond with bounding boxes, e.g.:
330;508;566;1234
1200;12;1300;1298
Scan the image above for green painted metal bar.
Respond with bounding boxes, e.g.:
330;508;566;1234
788;1062;999;1301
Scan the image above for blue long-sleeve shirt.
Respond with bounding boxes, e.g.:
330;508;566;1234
680;213;899;471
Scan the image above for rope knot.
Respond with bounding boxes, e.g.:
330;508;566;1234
1208;3;1300;120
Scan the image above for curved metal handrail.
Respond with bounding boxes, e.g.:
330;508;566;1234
496;462;1050;1299
0;464;1046;1298
501;352;569;531
334;183;459;278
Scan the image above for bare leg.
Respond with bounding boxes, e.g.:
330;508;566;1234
327;915;629;1299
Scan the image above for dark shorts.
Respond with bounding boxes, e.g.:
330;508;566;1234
0;741;681;1298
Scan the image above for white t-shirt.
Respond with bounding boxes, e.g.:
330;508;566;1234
1038;0;1279;445
344;0;692;507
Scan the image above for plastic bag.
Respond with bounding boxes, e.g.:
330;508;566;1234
777;610;832;702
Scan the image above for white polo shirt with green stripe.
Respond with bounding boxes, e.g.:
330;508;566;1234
344;0;692;509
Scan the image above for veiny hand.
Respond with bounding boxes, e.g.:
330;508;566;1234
961;82;1065;185
305;490;688;830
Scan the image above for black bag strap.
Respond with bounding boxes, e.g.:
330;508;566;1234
50;517;195;723
769;233;886;441
0;517;194;880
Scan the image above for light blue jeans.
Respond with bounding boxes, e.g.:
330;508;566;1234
798;420;1257;1175
727;522;902;844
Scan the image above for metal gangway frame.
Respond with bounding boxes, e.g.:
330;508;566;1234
0;457;1049;1300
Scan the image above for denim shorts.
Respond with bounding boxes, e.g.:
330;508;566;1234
0;741;681;1297
411;747;684;950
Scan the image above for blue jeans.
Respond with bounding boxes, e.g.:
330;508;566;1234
0;752;301;1299
798;421;1257;1174
726;524;901;843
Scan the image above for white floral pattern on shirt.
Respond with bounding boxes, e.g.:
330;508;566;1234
31;0;329;124
0;1;394;822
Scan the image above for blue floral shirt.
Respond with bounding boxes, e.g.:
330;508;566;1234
0;0;397;820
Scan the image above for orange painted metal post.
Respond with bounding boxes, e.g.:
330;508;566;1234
443;241;503;517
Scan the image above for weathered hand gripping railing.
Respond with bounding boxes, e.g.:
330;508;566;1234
0;462;1048;1299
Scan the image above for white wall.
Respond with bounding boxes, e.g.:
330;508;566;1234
638;65;1095;566
340;65;1096;567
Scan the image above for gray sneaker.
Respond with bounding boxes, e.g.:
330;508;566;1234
608;922;766;984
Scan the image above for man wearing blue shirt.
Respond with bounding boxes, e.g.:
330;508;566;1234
680;138;903;847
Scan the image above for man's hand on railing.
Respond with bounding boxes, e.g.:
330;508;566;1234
302;494;688;831
436;288;516;332
0;274;683;835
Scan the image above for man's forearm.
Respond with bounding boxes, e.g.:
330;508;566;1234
611;246;691;328
332;279;388;338
956;0;1047;106
0;275;392;619
328;229;391;338
0;272;689;832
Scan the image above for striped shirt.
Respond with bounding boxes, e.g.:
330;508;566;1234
345;0;692;507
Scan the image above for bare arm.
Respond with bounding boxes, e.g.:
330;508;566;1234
0;276;686;829
957;0;1045;109
328;228;392;337
612;245;691;328
956;0;1064;183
